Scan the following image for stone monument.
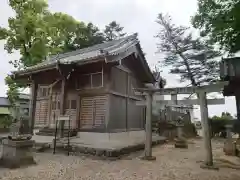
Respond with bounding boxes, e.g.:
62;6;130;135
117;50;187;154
0;117;36;168
174;116;188;148
223;124;238;156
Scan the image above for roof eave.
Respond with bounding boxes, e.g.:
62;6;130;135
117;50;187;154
12;63;57;78
135;43;155;83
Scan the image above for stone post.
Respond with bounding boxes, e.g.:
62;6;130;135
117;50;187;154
141;92;156;160
177;126;183;139
225;124;232;139
199;92;218;169
174;116;187;148
223;124;237;156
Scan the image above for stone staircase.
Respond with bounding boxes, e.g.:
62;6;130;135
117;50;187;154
35;127;78;137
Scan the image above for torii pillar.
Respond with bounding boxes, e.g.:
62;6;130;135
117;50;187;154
141;92;156;160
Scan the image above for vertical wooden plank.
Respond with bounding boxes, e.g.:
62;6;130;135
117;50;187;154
105;94;110;131
104;64;112;131
29;81;38;134
126;72;129;130
60;78;66;115
76;95;81;130
199;91;213;166
47;88;52;127
59;77;67;137
104;64;111;91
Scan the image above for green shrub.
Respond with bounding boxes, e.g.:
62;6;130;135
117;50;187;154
0;115;13;128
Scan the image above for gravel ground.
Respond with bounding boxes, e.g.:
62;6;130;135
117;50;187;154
0;139;240;180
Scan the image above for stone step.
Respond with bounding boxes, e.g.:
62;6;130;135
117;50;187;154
36;128;77;137
40;128;77;132
36;132;76;137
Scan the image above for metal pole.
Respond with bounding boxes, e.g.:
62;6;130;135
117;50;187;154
199;91;213;166
145;92;153;157
53;118;58;154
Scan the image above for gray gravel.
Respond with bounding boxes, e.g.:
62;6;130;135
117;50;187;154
0;139;240;180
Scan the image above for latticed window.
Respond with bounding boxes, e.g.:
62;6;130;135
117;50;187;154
76;72;103;89
66;100;77;109
38;86;49;97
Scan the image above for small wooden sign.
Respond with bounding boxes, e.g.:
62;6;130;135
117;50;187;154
58;115;70;121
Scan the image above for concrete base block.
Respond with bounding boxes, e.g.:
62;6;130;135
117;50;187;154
77;130;145;142
200;163;219;170
223;141;238;156
0;139;36;169
174;138;188;149
140;156;156;161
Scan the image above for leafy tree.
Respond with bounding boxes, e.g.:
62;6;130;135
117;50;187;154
0;0;52;108
104;21;126;41
0;0;51;68
0;0;106;107
211;112;233;121
192;0;240;54
76;23;105;48
155;13;221;86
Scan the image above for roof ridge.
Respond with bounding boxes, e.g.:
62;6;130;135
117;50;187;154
48;33;138;62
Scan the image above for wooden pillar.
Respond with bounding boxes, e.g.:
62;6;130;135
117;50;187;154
59;77;67;137
76;95;81;130
199;91;213;166
126;73;129;131
29;81;38;134
105;64;111;132
143;92;155;160
235;94;240;120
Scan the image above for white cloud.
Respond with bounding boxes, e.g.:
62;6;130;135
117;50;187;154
0;0;236;118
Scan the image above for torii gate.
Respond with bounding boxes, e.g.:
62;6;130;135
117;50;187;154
134;81;228;168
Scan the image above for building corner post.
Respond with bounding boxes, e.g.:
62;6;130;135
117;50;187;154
29;81;38;135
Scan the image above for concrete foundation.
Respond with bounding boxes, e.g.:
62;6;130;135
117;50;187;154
32;130;166;158
0;139;36;168
77;130;145;143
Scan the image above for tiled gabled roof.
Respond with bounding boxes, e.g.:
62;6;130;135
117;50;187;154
13;33;141;76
